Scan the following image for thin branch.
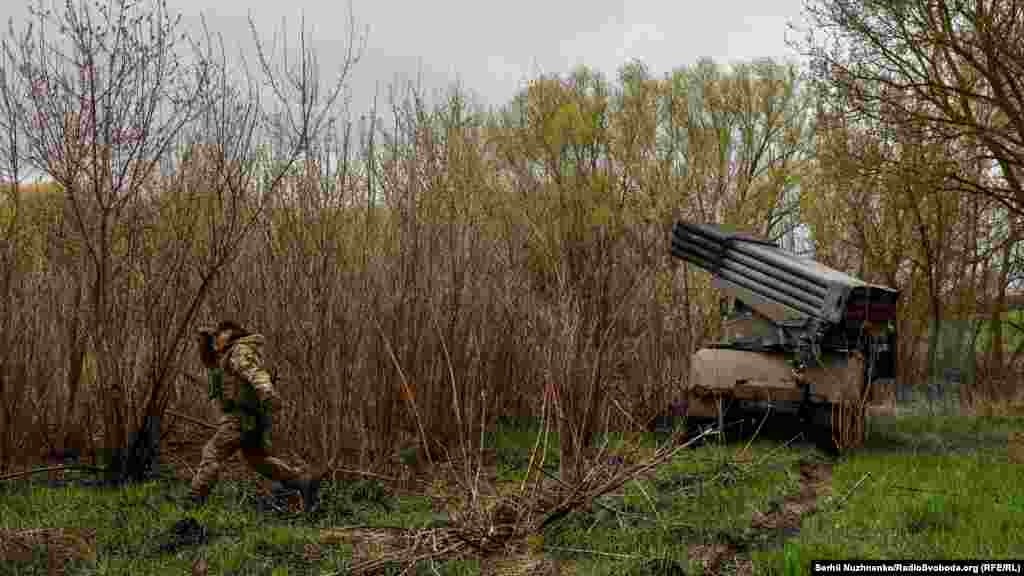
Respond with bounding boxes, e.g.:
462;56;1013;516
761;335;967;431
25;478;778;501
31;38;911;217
0;464;106;482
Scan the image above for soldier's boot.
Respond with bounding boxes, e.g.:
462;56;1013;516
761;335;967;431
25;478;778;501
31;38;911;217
282;475;322;514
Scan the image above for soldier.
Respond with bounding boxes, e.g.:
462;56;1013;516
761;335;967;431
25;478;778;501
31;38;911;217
187;320;321;513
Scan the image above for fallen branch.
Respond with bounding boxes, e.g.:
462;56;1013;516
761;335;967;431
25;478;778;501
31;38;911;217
544;545;637;560
328;467;401;484
0;464;106;483
321;524;413;534
531;427;714;530
332;426;718;575
886;484;960;497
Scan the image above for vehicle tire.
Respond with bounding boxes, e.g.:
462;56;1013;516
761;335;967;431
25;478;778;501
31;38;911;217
808;404;839;457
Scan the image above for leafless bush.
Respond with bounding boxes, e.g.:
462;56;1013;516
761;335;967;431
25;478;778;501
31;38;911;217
0;0;364;479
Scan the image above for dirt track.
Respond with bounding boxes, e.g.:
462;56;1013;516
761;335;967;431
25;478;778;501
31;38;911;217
688;459;834;575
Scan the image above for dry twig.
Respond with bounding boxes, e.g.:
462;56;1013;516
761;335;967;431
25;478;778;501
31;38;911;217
333;426;717;575
166;410;218;431
834;472;871;509
0;465;106;483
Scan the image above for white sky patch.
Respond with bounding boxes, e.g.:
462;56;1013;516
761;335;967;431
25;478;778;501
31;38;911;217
485;55;527;90
0;0;808;114
616;22;667;64
556;13;626;75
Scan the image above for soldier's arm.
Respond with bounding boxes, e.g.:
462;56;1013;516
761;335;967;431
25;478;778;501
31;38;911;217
227;344;282;410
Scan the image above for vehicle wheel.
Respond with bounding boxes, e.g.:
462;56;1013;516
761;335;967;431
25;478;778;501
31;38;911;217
808;404;839;457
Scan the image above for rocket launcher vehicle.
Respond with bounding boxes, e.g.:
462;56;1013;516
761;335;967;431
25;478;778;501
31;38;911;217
670;221;900;369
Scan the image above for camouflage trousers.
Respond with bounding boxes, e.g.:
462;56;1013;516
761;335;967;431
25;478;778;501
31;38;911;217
189;413;303;499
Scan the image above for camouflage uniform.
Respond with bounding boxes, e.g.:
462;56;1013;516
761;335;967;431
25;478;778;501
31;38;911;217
189;332;305;501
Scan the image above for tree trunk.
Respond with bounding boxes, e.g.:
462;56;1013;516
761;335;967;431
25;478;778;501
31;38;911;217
926;293;943;399
64;314;86;455
558;400;579;485
986;230;1018;394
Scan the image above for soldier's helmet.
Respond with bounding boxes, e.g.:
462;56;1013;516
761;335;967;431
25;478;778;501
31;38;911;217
196;322;247;340
215;320;247;337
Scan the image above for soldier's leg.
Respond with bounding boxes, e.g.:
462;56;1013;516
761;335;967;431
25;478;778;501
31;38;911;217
190;415;243;500
242;445;322;513
240;445;303;484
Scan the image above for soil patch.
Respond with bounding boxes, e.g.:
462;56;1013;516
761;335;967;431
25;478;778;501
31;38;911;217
688;543;737;574
750;460;832;533
482;553;562;576
0;528;97;575
319;526;410;564
1008;432;1024;464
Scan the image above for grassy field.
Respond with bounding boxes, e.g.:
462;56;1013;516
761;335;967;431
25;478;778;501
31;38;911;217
2;407;1023;575
753;411;1024;574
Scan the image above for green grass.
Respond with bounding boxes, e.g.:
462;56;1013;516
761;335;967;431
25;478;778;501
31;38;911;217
0;473;437;575
488;422;561;482
3;411;1023;575
752;452;1024;573
754;412;1024;574
865;411;1019;454
540;440;825;575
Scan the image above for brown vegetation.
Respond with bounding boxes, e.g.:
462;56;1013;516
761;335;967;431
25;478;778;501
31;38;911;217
796;0;1024;393
0;0;1020;491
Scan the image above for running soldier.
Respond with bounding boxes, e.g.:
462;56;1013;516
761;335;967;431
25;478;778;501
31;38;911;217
188;321;321;513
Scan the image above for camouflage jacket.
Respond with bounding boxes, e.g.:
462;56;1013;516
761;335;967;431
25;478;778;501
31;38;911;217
207;334;282;443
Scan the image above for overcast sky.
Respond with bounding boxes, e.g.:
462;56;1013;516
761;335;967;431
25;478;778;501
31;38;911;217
2;0;810;116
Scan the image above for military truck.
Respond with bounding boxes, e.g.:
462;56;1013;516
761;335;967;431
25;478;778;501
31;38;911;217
669;222;900;452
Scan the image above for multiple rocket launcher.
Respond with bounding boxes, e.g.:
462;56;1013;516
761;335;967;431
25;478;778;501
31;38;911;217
669;221;900;365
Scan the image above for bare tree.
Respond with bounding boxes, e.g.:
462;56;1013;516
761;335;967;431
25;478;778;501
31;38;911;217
3;0;217;477
797;0;1024;392
0;22;25;320
796;0;1024;218
1;0;363;481
0;22;30;471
